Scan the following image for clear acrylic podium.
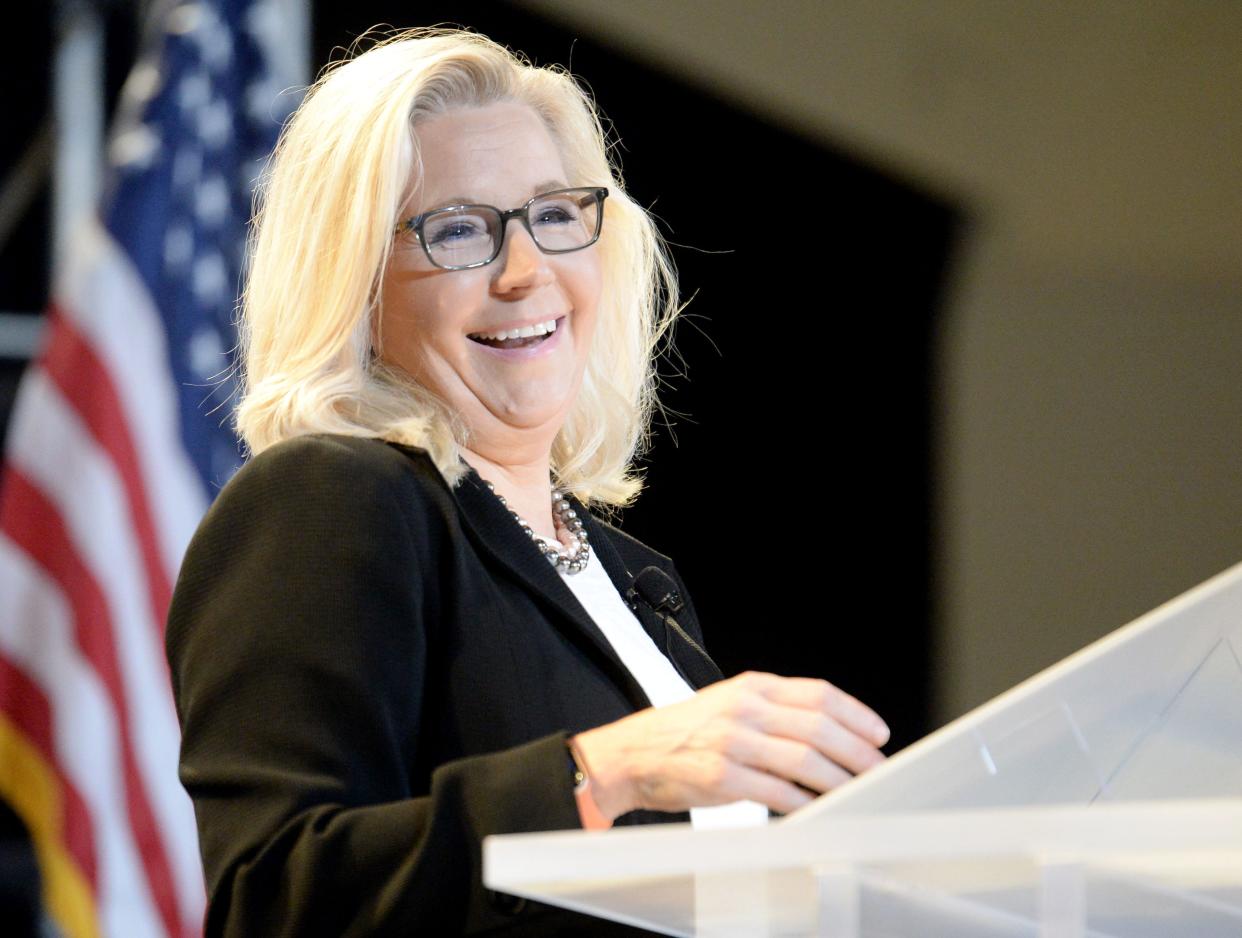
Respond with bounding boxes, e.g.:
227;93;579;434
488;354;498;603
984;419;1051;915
484;562;1242;936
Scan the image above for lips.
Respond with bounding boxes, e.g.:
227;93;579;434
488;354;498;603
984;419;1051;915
468;317;561;349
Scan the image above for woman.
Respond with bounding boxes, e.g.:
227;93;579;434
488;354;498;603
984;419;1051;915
166;27;890;936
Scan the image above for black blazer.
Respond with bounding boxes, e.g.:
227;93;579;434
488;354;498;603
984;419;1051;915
166;433;727;936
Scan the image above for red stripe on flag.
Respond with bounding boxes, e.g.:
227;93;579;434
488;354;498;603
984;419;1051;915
0;655;99;891
41;305;173;638
1;469;184;938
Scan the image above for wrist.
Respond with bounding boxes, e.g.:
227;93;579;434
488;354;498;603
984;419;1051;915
566;737;611;830
568;729;633;823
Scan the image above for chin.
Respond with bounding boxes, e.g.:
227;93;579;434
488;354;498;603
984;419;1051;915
484;390;576;432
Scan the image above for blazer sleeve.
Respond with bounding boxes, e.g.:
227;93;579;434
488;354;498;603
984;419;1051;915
165;436;582;937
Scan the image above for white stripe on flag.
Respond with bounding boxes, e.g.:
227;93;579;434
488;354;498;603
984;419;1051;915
0;535;165;938
59;220;209;576
8;369;205;929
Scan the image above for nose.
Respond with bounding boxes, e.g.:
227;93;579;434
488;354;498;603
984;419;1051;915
491;218;553;294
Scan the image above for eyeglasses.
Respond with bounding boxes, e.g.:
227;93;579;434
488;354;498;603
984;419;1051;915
394;186;608;271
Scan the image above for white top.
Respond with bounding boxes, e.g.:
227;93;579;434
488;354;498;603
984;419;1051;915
543;537;769;830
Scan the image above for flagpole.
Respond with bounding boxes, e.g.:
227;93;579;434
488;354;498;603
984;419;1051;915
0;2;103;363
52;0;106;278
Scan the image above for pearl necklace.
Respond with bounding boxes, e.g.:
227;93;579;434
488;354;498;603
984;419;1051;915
483;481;591;574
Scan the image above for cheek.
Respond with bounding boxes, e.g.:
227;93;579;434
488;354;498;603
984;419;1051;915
376;291;432;367
378;274;481;366
571;255;605;335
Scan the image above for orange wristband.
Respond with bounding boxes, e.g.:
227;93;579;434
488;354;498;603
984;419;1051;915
567;737;613;831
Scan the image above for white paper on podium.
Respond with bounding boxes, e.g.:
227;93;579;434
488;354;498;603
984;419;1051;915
484;561;1242;936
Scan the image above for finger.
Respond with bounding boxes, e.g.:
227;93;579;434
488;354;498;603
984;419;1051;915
724;762;817;815
725;725;854;795
744;673;889;747
752;703;886;775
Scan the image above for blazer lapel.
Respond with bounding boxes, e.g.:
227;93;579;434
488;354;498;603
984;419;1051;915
580;508;725;691
449;467;655;712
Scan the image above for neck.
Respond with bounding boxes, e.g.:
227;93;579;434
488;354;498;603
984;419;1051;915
462;446;558;541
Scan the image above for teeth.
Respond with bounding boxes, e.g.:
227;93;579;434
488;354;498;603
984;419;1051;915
470;318;558;342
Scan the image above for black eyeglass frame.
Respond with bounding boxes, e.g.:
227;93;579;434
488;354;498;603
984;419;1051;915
394;186;609;271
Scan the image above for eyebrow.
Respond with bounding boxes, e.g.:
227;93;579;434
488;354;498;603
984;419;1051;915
422;179;570;212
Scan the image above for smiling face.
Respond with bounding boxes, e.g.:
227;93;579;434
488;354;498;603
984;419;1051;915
377;102;604;464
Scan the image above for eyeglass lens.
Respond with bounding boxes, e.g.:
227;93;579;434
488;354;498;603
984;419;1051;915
417;190;601;269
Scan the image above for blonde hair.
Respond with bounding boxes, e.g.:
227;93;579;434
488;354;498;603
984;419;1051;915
236;27;680;505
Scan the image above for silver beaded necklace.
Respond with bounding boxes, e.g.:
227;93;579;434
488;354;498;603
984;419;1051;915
483;481;591;574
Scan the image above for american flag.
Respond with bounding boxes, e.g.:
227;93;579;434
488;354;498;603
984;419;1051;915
0;2;301;935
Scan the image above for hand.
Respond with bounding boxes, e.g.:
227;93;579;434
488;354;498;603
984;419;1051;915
570;671;889;821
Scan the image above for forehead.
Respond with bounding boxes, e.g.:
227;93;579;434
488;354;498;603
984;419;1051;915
410;102;569;210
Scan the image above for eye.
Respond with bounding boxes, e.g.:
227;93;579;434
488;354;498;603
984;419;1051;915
532;198;581;226
423;211;490;245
